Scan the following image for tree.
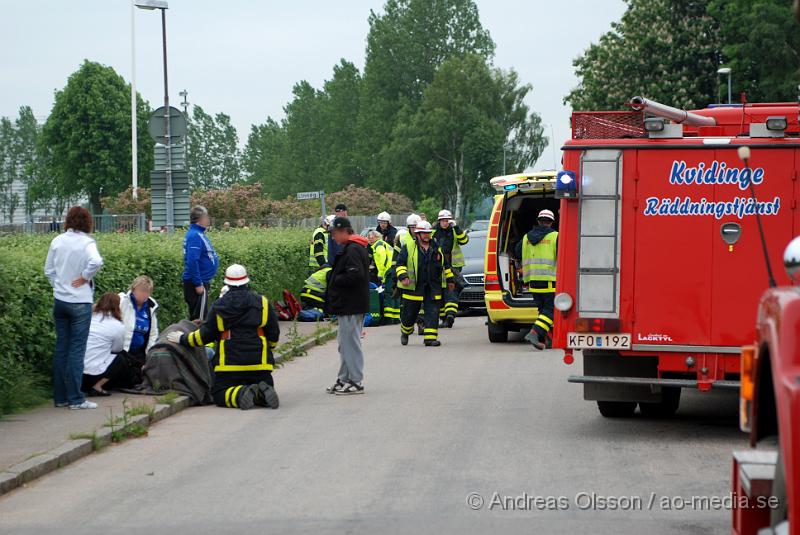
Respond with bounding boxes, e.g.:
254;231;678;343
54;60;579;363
385;54;546;220
0;117;18;222
242;118;288;195
186;105;241;190
41;60;152;213
565;0;721;111
357;0;495;187
13;106;44;219
708;0;800;102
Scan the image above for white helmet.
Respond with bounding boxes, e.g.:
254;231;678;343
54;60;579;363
324;214;336;227
538;209;555;221
377;211;391;223
224;264;250;286
406;213;421;227
414;220;434;233
437;209;452;220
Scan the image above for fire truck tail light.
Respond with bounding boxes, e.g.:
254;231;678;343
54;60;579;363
574;317;621;333
484;273;501;292
739;345;755;433
554;292;573;312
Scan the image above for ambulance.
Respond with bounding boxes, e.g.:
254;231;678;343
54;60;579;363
483;171;559;342
554;97;799;418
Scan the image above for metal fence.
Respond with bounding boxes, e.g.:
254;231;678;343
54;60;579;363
209;214;412;233
0;214;148;234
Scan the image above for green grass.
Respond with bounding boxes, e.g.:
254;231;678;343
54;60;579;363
155;391;178;405
0;369;51;418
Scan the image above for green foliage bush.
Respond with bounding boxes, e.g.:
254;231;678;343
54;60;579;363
0;228;309;414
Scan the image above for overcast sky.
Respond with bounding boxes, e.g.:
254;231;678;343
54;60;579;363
0;0;626;171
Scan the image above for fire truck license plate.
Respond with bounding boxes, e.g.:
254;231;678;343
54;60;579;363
567;333;631;350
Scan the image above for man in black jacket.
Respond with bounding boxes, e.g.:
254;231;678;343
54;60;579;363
167;264;280;410
325;217;371;395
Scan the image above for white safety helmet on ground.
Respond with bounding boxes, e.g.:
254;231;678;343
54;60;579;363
224;264;250;286
377;211;391;223
406;213;421;227
537;209;555;221
437;209;453;220
414;220;434;233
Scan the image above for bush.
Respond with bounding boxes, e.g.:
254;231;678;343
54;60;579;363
0;228;310;414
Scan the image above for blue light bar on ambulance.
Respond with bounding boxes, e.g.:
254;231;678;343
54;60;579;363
556;170;577;199
503;184;517;191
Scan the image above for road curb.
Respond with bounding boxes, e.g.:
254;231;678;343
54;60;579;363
0;395;191;498
0;326;337;498
274;326;338;364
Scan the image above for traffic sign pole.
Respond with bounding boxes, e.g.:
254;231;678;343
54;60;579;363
320;191;326;221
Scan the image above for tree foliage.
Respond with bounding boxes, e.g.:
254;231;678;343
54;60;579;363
565;0;721;110
41;60;152;213
186;104;241;190
358;0;496;186
385;54;546;219
708;0;800;102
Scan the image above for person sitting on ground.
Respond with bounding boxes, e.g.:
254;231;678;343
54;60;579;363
118;275;159;382
167;264;281;410
82;293;126;397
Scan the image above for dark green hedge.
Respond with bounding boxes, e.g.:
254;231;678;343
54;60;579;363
0;228;309;412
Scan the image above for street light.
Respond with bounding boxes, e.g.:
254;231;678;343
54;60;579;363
718;67;732;104
134;0;173;232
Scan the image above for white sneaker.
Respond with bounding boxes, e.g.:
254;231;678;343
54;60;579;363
69;401;98;410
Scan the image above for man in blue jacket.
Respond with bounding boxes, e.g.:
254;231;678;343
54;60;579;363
182;206;220;320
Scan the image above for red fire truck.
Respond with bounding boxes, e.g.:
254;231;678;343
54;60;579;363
555;97;798;418
729;236;800;535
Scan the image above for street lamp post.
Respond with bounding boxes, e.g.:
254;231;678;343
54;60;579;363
718;67;732;104
135;0;173;232
130;0;137;199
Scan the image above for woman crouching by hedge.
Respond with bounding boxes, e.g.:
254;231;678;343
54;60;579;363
44;206;104;410
118;275;159;384
82;293;126;397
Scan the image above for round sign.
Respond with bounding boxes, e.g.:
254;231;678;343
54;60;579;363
148;106;187;144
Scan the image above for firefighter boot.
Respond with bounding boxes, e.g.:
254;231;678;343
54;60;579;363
424;339;442;347
401;334;409;345
256;381;280;409
237;384;259;410
524;331;545;351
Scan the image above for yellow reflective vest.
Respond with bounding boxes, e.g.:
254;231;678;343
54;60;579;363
522;231;558;284
371;239;393;279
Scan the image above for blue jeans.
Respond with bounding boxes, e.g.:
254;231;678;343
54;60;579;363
53;299;93;405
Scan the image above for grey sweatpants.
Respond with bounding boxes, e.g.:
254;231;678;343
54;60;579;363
337;314;365;384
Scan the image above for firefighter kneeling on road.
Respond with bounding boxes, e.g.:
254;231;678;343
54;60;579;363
301;266;331;315
167;264;280;410
516;209;558;351
396;220;454;347
367;230;397;323
432;209;468;328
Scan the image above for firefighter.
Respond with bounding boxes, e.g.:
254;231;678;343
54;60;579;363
395;220;455;347
309;215;334;270
392;214;421;330
432;209;469;328
517;209;558;350
300;266;331;315
167;264;280;410
376;211;397;244
367;230;398;324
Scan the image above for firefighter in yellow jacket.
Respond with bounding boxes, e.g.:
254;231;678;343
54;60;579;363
395;220;454;347
516;210;558;351
432;209;469;328
167;264;280;410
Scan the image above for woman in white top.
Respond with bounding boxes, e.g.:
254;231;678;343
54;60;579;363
44;206;104;410
82;293;125;397
118;276;160;385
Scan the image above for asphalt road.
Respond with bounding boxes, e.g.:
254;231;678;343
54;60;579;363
0;315;745;535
